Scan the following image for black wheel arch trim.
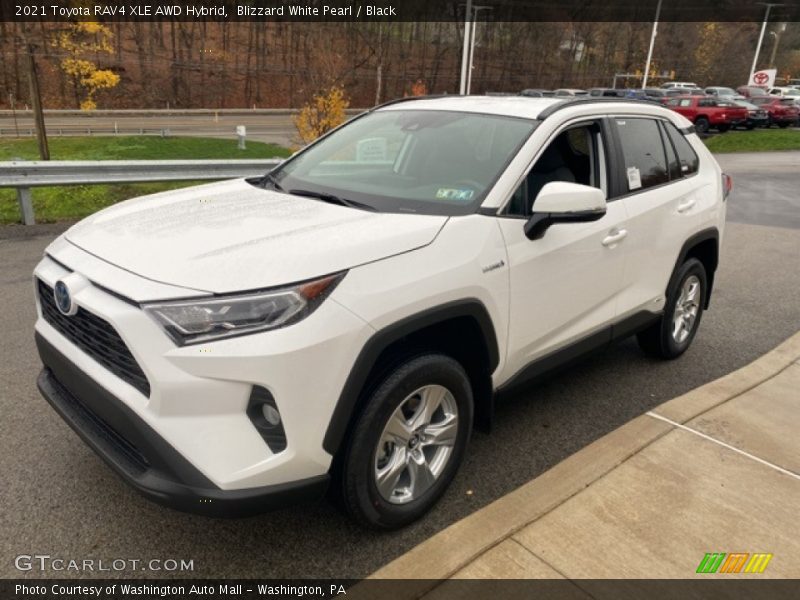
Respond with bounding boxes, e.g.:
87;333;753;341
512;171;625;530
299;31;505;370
674;227;719;308
322;299;499;456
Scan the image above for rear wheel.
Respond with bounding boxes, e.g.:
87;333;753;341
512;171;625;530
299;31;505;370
637;258;707;359
340;353;473;529
694;117;710;134
778;122;791;128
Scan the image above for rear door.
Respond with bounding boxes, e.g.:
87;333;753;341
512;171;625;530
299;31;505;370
610;117;703;319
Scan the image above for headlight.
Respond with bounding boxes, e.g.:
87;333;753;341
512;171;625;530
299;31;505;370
143;272;345;346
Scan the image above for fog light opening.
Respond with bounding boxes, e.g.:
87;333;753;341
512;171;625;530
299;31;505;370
246;385;288;454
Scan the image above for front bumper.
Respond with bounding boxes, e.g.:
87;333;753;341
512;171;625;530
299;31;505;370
36;333;329;516
34;250;373;493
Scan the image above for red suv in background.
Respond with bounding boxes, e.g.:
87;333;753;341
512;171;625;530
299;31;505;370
749;97;800;127
664;96;747;133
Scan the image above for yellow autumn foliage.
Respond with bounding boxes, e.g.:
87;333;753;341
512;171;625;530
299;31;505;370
53;20;119;110
293;87;349;145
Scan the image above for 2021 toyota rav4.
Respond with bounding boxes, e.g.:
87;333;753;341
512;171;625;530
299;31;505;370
33;96;728;529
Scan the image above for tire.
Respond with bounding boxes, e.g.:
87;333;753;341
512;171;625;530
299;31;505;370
745;123;755;130
716;124;730;133
340;353;473;529
695;117;710;134
637;258;707;360
778;122;790;128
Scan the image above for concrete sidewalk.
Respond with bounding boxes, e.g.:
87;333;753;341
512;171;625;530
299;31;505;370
368;331;800;590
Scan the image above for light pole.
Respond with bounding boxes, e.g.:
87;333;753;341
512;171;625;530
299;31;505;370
466;6;492;94
459;0;473;95
768;23;786;69
750;3;783;82
642;0;663;90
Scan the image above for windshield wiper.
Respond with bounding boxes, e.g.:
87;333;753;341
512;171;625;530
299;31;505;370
289;189;376;212
261;172;285;192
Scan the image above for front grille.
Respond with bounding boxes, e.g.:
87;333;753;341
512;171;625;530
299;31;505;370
38;279;151;397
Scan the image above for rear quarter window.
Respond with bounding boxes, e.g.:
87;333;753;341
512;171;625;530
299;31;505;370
663;122;699;176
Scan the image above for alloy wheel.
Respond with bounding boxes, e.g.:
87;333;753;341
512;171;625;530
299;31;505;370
373;384;459;504
672;275;701;344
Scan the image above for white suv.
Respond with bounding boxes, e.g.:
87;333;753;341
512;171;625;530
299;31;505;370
33;96;728;528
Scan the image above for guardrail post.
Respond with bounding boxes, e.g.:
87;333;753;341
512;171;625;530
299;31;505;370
17;186;35;225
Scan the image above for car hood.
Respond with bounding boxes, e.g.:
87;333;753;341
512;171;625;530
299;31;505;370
64;179;448;294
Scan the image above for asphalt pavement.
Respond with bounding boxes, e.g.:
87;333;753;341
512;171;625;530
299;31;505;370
1;156;799;579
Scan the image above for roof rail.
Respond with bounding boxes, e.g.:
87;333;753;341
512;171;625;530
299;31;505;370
537;96;661;119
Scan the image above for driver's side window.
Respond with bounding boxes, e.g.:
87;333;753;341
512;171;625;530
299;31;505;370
505;122;605;217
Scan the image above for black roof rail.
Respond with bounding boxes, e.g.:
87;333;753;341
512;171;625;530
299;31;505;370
370;94;453;111
537;96;663;119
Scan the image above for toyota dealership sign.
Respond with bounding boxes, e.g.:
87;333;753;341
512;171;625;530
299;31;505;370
749;69;777;88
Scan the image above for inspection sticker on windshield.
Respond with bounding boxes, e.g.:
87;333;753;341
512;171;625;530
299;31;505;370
626;166;642;191
436;188;475;201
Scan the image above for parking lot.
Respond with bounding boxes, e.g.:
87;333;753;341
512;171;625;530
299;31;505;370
1;154;799;579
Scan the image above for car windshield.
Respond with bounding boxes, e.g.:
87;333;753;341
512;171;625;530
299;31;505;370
267;109;537;216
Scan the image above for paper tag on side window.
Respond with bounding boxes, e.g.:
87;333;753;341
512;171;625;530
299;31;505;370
626;166;642;190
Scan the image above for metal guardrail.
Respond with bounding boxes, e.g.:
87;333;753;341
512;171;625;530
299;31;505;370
0;159;283;225
0;108;366;117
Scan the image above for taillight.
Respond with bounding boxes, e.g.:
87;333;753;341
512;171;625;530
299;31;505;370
722;173;733;201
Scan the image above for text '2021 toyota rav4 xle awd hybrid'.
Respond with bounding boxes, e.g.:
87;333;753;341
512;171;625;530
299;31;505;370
34;96;728;528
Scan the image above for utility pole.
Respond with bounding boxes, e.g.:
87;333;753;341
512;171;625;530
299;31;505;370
375;22;383;105
24;41;49;160
9;92;19;137
750;3;783;82
642;0;663;89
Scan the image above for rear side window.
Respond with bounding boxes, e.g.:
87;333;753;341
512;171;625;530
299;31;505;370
660;123;681;180
614;118;669;192
663;122;699;176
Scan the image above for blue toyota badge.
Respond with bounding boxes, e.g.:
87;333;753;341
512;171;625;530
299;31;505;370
54;280;74;316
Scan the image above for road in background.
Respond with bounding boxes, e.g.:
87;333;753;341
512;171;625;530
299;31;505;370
0;111;306;147
1;155;798;579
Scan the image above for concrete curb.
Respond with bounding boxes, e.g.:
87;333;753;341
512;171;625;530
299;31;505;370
367;330;800;589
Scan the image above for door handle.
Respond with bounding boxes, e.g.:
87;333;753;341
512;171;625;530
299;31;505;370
677;198;696;213
602;228;628;247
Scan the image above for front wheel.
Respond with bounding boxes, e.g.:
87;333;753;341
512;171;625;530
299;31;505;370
340;353;473;529
695;117;710;134
637;258;707;359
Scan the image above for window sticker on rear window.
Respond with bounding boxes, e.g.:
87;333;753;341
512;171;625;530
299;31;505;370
436;188;475;201
626;166;642;190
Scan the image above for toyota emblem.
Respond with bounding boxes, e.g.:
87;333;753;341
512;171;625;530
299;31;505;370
54;280;76;316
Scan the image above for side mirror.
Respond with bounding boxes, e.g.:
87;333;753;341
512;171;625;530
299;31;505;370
524;182;607;240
